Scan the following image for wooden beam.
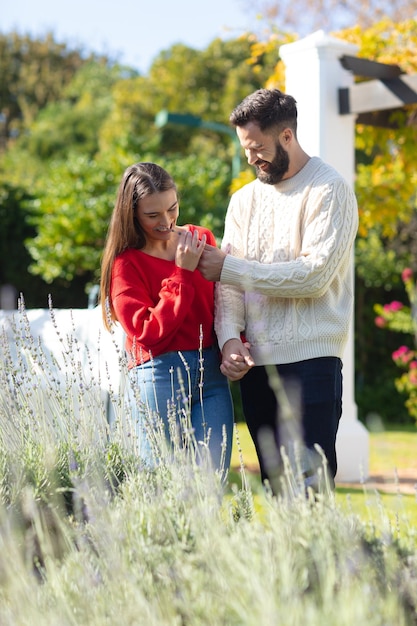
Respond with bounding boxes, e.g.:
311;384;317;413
339;74;417;115
355;109;405;128
340;55;404;79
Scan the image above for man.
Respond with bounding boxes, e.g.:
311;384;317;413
198;88;358;492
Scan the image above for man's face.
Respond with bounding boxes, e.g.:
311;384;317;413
237;121;290;185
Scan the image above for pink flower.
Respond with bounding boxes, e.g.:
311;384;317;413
375;316;386;328
387;301;403;312
392;345;409;359
392;345;414;365
402;268;413;283
409;370;417;384
409;360;417;370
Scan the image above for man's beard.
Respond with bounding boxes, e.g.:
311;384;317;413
255;141;289;185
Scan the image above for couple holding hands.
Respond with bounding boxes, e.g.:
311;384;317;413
100;88;358;491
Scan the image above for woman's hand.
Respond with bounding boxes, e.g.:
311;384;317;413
175;230;207;271
220;338;255;381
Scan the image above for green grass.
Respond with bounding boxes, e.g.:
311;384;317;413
230;422;417;527
369;428;417;476
337;428;417;527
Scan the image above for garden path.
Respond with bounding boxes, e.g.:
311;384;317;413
338;469;417;496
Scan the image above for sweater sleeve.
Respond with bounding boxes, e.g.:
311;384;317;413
112;260;196;355
214;201;247;350
220;178;358;298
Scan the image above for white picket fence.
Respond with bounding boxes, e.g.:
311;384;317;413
0;307;126;426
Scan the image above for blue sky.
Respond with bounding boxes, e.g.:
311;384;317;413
1;0;254;74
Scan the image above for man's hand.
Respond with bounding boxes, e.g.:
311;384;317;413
220;338;255;381
198;244;227;281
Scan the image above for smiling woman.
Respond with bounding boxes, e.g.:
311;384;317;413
99;162;234;478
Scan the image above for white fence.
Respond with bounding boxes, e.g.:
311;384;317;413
0;307;126;426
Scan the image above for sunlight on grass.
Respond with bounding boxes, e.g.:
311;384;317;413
335;488;417;529
370;429;417;476
231;422;417;529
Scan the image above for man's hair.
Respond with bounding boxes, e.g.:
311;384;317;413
230;88;298;134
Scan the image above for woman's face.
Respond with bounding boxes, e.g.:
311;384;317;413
135;189;179;243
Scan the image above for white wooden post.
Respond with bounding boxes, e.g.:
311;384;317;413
280;31;369;482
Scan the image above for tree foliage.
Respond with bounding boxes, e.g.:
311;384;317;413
18;62;126;160
25;154;118;285
337;19;417;241
2;22;417;423
0;182;35;287
1;33;278;301
244;0;417;36
24;153;231;288
0;32;109;147
99;38;275;158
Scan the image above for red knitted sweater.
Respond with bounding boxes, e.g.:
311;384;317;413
110;225;217;366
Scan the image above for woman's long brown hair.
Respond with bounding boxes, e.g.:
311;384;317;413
100;162;177;330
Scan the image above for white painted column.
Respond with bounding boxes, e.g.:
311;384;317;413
280;31;369;482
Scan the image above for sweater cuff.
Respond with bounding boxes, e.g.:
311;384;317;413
172;266;194;282
220;255;247;287
216;326;242;352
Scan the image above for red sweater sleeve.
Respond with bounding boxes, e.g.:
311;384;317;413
112;259;196;357
110;225;217;364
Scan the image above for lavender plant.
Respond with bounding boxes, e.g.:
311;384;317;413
0;300;416;625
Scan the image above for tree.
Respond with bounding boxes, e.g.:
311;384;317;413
25;154;118;286
0;32;108;149
337;19;417;423
0;180;89;308
23;152;231;293
99;37;276;159
0;183;37;291
336;19;417;240
243;0;417;37
17;62;126;160
2;22;416;422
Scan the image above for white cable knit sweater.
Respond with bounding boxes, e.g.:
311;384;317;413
214;156;359;365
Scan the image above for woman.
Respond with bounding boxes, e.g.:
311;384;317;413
100;162;234;475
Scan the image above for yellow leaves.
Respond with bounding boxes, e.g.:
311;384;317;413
237;18;417;240
248;41;271;61
336;18;417;73
245;32;295;91
329;19;417;237
265;60;286;90
230;169;256;194
356;150;415;238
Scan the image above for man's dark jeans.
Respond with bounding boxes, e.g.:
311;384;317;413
240;357;343;490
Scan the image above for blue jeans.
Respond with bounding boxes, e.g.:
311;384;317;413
240;357;343;490
128;348;234;476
